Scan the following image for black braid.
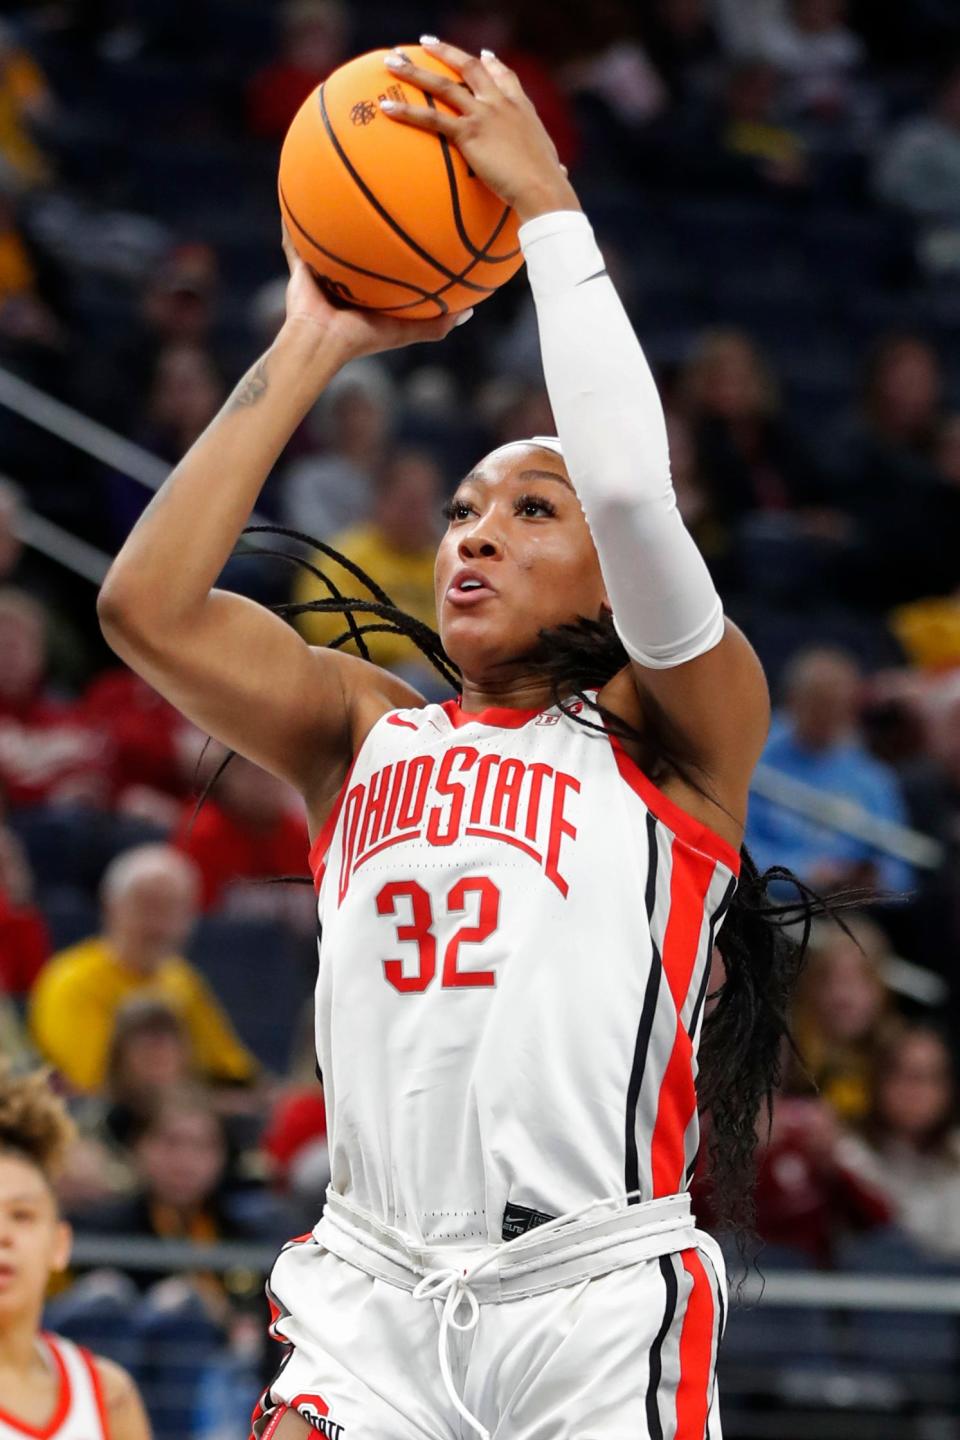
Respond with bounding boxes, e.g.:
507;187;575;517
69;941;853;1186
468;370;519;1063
195;534;862;1237
523;611;872;1237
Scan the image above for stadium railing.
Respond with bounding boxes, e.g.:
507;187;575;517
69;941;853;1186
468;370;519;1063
60;1233;960;1440
1;363;947;890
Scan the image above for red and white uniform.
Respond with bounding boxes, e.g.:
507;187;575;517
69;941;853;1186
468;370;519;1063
0;1335;109;1440
310;695;738;1245
260;695;738;1440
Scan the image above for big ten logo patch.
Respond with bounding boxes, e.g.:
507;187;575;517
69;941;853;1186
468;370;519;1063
291;1394;346;1440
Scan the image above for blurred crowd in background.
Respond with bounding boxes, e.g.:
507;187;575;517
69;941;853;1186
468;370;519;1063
0;0;960;1434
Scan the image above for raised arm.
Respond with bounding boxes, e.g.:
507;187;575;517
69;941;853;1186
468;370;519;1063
97;236;456;823
381;41;769;832
519;209;770;820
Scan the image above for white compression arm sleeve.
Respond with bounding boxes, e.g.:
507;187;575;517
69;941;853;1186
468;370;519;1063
520;210;724;670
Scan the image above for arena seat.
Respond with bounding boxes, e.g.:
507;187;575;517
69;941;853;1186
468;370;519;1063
834;1231;960;1376
45;1269;142;1373
39;885;100;951
9;809;169;894
187;916;313;1073
135;1280;226;1440
722;1243;838;1368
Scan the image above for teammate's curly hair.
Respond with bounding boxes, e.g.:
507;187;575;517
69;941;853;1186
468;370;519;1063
0;1068;77;1182
203;524;867;1237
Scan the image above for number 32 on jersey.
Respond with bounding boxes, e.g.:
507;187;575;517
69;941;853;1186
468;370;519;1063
375;878;500;992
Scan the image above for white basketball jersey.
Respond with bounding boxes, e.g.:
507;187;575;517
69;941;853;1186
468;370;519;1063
310;696;739;1247
0;1335;108;1440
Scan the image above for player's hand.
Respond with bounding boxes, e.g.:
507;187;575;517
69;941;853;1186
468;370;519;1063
280;223;468;359
380;40;580;223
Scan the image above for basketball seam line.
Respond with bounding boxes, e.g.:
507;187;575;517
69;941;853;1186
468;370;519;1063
281;181;504;316
281;180;511;317
280;180;440;306
426;95;519;264
318;81;491;289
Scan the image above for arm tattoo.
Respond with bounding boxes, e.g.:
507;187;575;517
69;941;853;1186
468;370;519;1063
227;355;270;412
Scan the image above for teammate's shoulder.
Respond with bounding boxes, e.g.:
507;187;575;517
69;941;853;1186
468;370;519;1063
90;1354;150;1433
91;1353;137;1404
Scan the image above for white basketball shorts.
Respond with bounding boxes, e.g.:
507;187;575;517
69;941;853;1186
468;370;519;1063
252;1232;725;1440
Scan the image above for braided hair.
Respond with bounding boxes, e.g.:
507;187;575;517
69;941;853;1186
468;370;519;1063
203;524;864;1236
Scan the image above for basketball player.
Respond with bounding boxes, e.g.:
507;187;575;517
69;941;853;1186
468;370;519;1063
0;1071;150;1440
99;39;829;1440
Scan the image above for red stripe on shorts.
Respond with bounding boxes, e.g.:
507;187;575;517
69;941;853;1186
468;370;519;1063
675;1249;716;1439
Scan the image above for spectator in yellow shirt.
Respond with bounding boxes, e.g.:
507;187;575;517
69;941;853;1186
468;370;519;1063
29;844;257;1093
0;24;55;189
292;448;445;693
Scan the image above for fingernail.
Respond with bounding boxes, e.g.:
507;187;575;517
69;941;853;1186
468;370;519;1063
384;52;406;69
480;48;496;59
454;309;474;326
379;98;398;111
420;34;439;45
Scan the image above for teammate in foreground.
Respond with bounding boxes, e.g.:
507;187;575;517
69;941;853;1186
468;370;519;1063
0;1071;151;1440
99;39;831;1440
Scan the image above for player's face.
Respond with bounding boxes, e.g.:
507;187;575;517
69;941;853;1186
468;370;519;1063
0;1155;71;1323
435;445;607;679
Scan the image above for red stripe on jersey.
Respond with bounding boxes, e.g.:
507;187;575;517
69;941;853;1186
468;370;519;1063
610;739;741;875
661;842;717;1009
79;1347;110;1440
0;1335;72;1438
650;840;717;1196
308;760;357;893
442;699;541;730
675;1250;716;1439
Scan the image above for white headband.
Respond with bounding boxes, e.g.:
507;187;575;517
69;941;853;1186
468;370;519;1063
488;435;565;460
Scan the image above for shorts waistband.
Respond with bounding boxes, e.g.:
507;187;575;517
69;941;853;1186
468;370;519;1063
315;1188;700;1301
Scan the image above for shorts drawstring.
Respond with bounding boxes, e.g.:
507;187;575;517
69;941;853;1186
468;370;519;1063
412;1191;646;1440
412;1267;488;1440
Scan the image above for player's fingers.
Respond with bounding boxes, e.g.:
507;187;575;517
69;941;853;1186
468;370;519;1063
384;50;475;112
378;95;461;138
425;308;472;341
476;49;526;101
417;37;501;101
418;36;475;75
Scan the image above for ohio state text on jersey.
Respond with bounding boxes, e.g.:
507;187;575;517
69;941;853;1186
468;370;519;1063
309;696;739;1247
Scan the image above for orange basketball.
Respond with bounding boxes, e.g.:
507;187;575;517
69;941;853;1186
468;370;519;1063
278;46;522;319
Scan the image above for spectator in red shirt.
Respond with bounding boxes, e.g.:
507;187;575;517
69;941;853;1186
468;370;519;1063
246;0;348;140
263;1005;329;1221
174;753;312;930
0;822;48;995
80;668;198;821
0;588;108;810
447;3;581;168
750;1094;892;1266
692;1092;892;1265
